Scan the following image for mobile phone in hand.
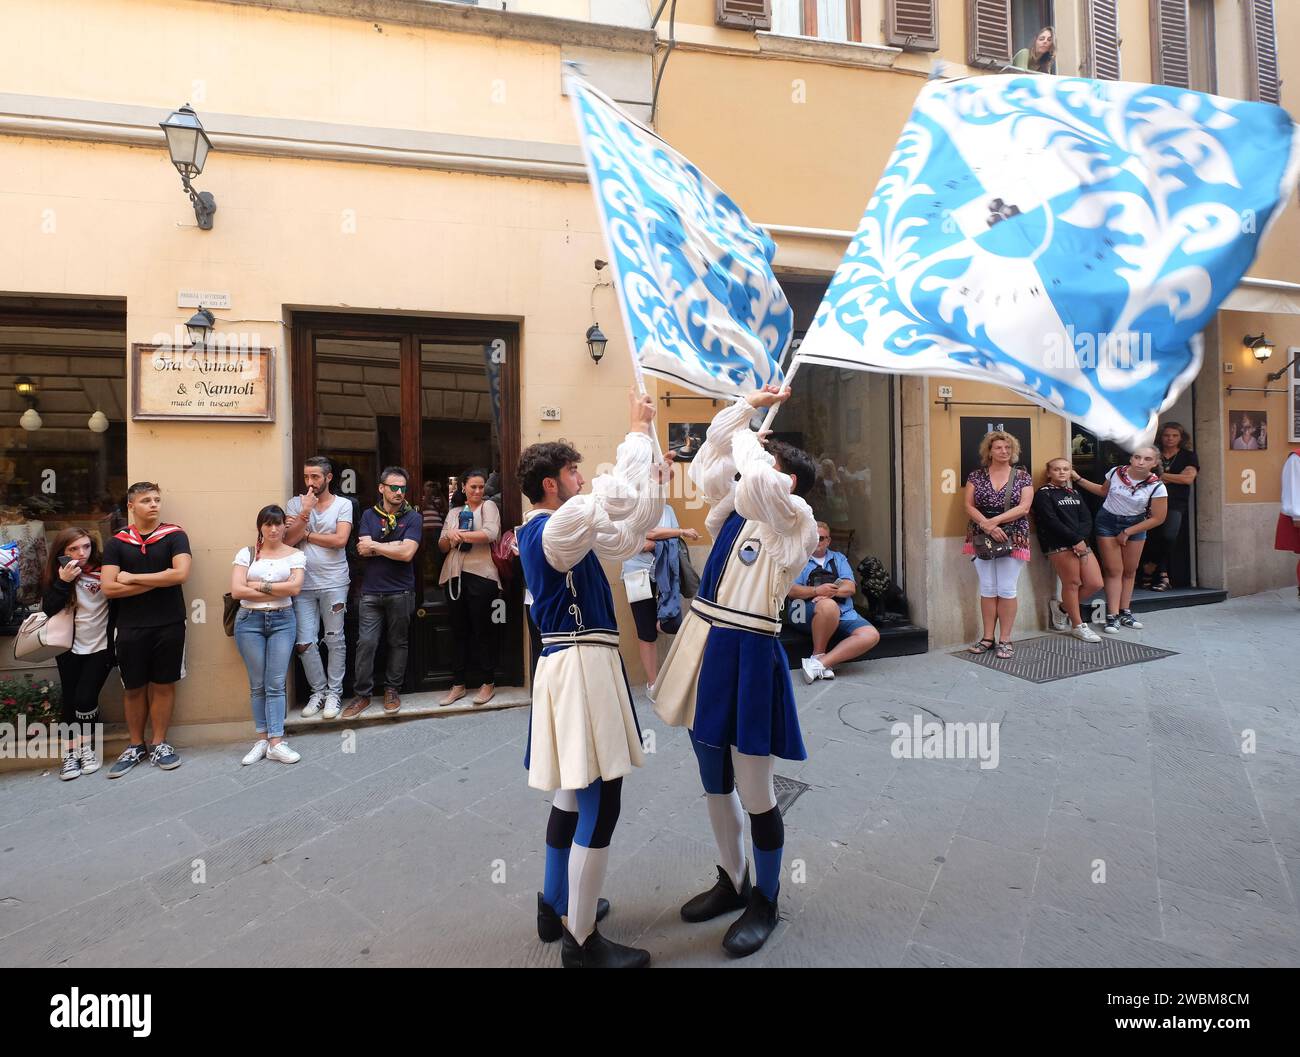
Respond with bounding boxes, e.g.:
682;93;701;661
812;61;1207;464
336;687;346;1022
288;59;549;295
58;556;75;567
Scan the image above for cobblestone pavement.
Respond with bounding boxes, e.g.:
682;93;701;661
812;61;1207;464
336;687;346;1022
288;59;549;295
2;588;1297;968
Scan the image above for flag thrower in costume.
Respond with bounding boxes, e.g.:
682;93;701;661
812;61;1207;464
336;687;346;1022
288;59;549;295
567;72;792;401
796;74;1300;449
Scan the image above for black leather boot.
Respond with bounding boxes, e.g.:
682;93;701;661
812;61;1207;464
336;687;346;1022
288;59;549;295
537;893;609;943
721;885;779;958
680;864;751;923
560;925;650;968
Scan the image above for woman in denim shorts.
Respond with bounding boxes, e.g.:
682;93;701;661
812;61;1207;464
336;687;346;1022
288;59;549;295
1073;447;1168;634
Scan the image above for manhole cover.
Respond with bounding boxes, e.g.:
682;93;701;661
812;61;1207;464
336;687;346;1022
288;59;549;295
773;774;810;815
951;634;1177;683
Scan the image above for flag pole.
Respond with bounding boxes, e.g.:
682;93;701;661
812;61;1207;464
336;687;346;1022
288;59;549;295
757;354;803;434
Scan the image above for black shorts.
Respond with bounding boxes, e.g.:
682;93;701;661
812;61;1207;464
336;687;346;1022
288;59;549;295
116;622;187;690
630;595;659;643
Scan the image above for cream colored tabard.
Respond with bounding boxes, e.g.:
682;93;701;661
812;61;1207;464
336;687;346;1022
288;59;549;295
528;644;645;792
652;517;791;731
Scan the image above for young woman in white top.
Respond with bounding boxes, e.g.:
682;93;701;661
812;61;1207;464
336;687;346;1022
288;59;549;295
1072;446;1168;634
41;528;112;780
230;505;306;764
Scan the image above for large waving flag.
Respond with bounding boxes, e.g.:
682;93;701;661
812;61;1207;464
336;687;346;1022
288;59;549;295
568;74;791;400
797;74;1300;448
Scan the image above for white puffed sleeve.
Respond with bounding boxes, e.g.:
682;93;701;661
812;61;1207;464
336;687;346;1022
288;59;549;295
732;427;819;576
541;431;664;572
690;397;756;537
1282;452;1300;518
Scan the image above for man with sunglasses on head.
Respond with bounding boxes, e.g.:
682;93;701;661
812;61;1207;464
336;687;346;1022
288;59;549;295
343;467;422;719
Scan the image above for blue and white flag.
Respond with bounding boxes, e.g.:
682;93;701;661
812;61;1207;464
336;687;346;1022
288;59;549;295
797;75;1300;448
568;74;791;400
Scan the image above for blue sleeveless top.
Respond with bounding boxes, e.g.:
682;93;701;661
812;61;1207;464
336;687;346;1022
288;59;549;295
517;512;618;656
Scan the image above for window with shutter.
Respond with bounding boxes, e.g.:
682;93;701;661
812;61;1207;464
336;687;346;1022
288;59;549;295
716;0;773;30
886;0;939;51
1246;0;1280;104
967;0;1012;68
1084;0;1121;80
1149;0;1190;89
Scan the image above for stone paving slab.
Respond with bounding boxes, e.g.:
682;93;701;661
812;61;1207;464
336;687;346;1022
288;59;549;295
1;587;1298;967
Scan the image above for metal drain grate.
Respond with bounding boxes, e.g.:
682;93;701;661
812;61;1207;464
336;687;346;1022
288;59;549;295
951;633;1178;683
773;774;810;815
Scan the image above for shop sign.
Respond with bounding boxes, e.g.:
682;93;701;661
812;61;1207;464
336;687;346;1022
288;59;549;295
131;343;275;422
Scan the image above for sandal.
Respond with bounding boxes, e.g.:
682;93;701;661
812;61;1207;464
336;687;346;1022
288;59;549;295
967;638;996;654
995;641;1015;659
1151;573;1171;592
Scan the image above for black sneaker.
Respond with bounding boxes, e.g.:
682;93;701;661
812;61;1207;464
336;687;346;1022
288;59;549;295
107;744;148;779
59;751;82;781
1118;611;1144;629
560;925;650;968
150;742;181;770
537;892;610;943
721;885;780;958
680;864;751;922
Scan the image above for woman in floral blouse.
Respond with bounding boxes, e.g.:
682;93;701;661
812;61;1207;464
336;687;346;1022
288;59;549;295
962;432;1035;659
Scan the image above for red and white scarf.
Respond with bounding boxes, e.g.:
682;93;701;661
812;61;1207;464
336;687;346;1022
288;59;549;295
1115;466;1158;494
114;523;184;554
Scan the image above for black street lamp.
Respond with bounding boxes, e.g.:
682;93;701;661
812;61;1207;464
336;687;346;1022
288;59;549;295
586;323;608;364
160;104;217;230
186;307;215;347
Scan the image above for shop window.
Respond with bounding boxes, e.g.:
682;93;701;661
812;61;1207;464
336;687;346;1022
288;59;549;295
777;278;898;587
1;316;127;624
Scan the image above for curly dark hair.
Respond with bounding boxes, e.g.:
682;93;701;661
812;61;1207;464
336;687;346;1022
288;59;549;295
518;441;582;503
768;439;816;499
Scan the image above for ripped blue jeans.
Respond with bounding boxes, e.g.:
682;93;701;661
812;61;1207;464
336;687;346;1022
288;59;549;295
293;586;349;697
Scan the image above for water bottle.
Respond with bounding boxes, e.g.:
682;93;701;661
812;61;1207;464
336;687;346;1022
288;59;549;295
458;507;474;552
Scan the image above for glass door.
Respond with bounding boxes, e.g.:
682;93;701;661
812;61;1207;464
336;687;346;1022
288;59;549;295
292;315;522;697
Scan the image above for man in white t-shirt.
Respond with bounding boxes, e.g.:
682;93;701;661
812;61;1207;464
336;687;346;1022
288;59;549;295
285;456;354;719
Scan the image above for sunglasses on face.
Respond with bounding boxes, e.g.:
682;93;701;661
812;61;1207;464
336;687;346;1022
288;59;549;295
818;535;831;541
383;483;408;493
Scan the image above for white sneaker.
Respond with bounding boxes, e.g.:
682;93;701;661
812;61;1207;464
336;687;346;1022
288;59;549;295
267;741;301;764
301;691;325;718
321;694;342;720
801;656;825;685
241;739;268;766
1071;623;1102;643
77;747;101;775
645;682;655;699
1048;599;1070;632
819;663;835;679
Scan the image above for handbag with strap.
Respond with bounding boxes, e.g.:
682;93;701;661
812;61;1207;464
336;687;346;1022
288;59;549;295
677;543;700;598
971;471;1021;561
14;603;74;662
491;528;517;583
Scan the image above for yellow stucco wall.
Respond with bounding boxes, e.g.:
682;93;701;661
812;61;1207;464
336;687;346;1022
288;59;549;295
1220;310;1300;506
0;135;645;719
0;0;583;146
